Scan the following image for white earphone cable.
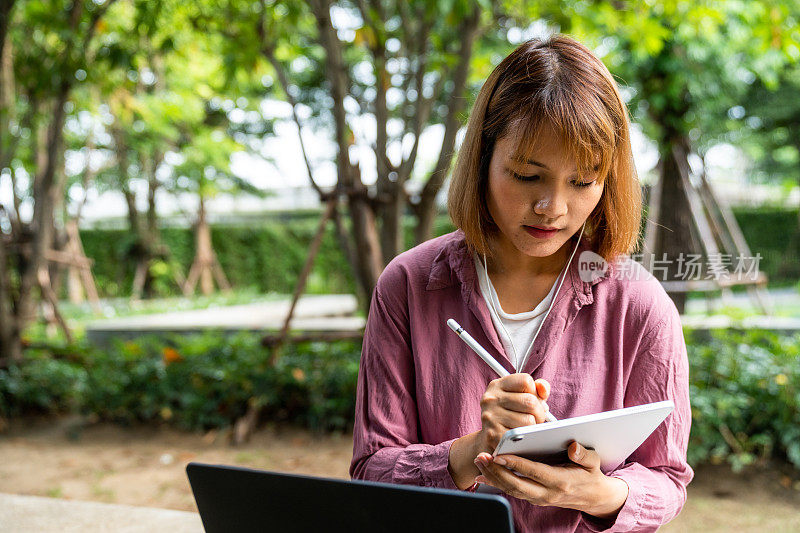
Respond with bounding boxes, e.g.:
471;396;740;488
481;221;586;371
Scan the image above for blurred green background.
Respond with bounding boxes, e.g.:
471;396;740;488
1;1;799;525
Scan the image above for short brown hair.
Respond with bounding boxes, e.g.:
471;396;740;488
447;33;642;262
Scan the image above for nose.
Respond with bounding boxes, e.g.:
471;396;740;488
533;185;568;220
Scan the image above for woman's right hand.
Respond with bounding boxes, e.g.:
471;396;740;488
475;374;551;455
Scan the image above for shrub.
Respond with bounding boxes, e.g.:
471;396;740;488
2;328;799;472
0;353;87;417
687;328;800;471
0;331;361;434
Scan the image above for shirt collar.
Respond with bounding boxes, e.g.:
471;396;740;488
426;229;610;308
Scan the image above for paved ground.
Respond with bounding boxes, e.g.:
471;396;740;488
83;288;800;346
684;287;799;316
1;418;799;533
85;294;365;344
87;294;359;329
680;314;800;330
0;493;203;533
681;287;800;331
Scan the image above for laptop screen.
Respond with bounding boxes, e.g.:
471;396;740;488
187;462;514;532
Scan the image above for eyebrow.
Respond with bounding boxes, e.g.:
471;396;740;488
511;156;550;169
510;156;600;172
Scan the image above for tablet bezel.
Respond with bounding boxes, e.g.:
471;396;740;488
492;400;675;472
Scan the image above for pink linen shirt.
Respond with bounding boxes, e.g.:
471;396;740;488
349;229;694;532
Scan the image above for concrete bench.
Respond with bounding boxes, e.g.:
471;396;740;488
0;493;203;533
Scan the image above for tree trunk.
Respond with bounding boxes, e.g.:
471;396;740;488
413;5;481;245
0;0;14;70
796;140;800;240
17;84;69;340
49;227;68;302
145;153;160;242
378;186;404;263
184;195;229;296
0;0;114;360
371;39;405;264
197;196;214;295
65;221;85;303
347;180;383;305
122;186;150;299
120;151;163;299
49;159;70;301
651;136;700;313
311;0;383;310
0;235;22;364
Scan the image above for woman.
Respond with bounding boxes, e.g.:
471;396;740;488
350;33;693;532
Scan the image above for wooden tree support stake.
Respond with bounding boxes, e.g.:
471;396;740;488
644;142;772;315
232;199;338;445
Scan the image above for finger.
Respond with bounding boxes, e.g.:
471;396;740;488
499;391;546;417
534;379;550;401
474;453;549;501
501;409;544;428
499;373;537;394
495;402;545;427
492;454;564;488
568;441;601;470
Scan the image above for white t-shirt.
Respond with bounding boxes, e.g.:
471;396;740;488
473;253;563;372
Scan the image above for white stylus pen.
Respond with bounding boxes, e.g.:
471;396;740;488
447;318;557;423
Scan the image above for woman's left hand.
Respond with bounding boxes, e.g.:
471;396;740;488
473;441;629;520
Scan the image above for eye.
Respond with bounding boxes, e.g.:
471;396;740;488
511;172;539;182
572;165;601;188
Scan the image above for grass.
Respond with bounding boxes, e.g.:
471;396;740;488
90;484;115;502
44;487;63;498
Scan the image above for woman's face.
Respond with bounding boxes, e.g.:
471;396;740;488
485;122;605;267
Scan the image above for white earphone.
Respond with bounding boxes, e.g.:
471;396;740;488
481;220;586;370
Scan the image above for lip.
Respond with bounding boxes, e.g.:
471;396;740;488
527;224;560;231
523;225;560;239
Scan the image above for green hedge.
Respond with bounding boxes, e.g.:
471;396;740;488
2;329;799;471
78;208;798;299
732;207;800;282
80;220;357;298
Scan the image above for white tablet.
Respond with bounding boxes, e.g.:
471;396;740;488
476;400;674;493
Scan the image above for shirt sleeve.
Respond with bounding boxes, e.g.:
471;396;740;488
349;280;463;490
579;300;694;532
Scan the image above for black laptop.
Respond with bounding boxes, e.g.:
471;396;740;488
186;462;515;532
